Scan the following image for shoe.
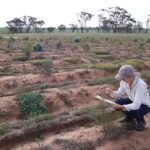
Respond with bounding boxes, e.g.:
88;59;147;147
118;116;134;123
136;120;145;131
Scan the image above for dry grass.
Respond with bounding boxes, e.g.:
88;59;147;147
53;138;97;150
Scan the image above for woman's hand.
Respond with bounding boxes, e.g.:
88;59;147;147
112;103;125;110
105;87;113;94
105;87;113;98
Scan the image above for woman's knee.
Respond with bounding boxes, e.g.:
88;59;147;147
115;99;123;104
115;98;131;105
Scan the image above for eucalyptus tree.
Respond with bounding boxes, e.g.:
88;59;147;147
7;16;45;33
146;14;150;33
7;18;25;33
28;17;45;33
35;20;45;32
98;6;136;33
108;6;136;33
133;21;143;33
77;11;94;32
47;27;55;32
98;9;111;32
58;24;66;32
69;24;78;32
22;16;32;33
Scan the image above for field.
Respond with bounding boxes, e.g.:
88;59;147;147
0;32;150;150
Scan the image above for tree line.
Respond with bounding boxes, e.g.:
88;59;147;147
5;6;150;33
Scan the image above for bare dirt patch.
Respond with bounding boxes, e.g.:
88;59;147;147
0;96;20;122
96;114;150;150
0;84;113;122
12;126;103;150
0;33;150;150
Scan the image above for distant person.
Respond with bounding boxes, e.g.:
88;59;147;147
106;65;150;131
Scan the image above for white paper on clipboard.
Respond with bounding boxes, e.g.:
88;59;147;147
95;95;115;105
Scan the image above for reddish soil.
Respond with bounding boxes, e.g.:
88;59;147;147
0;34;149;149
0;84;113;122
9;114;150;150
97;114;150;150
0;96;20;122
0;69;106;91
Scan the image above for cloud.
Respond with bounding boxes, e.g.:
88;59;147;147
0;0;150;27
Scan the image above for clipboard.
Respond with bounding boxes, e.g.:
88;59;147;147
95;95;115;105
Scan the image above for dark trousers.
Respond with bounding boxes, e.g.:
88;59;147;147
115;98;150;122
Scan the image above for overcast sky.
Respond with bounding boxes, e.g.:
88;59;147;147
0;0;150;27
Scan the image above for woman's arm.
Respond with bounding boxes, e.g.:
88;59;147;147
111;81;126;98
124;83;146;111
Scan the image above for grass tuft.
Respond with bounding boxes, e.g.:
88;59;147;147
17;92;48;119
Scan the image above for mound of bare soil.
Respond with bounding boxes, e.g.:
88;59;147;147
0;84;113;122
97;114;150;150
7;113;150;150
0;33;150;150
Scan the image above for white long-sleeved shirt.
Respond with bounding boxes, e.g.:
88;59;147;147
112;76;150;111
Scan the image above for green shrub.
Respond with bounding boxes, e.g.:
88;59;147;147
13;55;28;61
105;37;109;41
34;43;43;51
86;104;106;125
7;37;14;49
86;104;123;125
63;57;82;64
86;103;125;139
82;43;90;51
47;27;55;32
7;42;13;49
97;55;112;59
22;42;33;58
133;38;138;42
56;41;62;49
38;83;50;90
74;37;81;43
0;91;5;97
95;50;110;55
23;37;29;41
17;92;47;119
0;36;3;41
83;63;119;72
138;43;145;50
141;70;150;84
30;59;53;73
103;123;125;139
0;111;7;117
146;38;150;43
8;37;15;42
45;62;53;72
0;124;9;135
88;76;117;86
122;59;144;70
83;59;144;72
82;36;95;43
